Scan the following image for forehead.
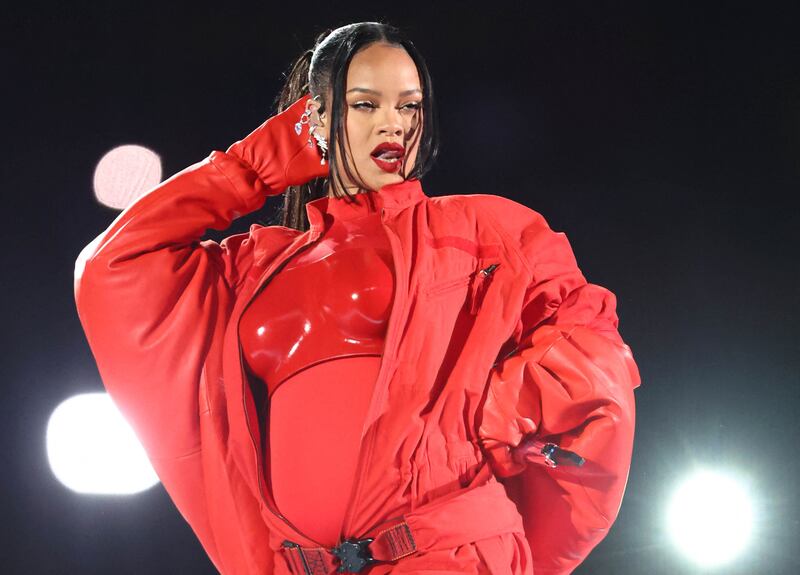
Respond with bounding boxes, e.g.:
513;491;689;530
346;43;421;93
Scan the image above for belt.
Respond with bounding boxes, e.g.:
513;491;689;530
280;462;524;574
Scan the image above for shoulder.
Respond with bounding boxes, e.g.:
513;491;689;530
432;192;561;253
435;193;579;275
429;192;551;231
468;193;552;233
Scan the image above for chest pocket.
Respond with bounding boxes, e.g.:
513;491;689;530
420;272;474;299
419;237;503;314
420;258;502;315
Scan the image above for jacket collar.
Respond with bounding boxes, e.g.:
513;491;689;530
305;178;426;231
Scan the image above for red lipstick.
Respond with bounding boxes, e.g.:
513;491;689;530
370;142;405;173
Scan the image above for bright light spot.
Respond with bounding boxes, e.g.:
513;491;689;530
46;393;159;495
667;469;754;567
93;144;162;209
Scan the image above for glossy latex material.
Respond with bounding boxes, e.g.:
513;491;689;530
239;190;393;545
239;191;393;394
75;93;640;575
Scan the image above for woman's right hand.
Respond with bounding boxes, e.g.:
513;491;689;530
226;95;329;195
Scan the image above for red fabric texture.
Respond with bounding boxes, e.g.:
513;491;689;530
268;356;380;547
74;95;641;574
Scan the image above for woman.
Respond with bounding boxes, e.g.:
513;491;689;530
74;22;640;575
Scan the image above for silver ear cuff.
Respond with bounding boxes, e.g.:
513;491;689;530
296;97;328;165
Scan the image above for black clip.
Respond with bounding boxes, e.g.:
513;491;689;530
331;538;376;573
541;443;586;468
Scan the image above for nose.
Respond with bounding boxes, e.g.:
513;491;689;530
378;107;404;138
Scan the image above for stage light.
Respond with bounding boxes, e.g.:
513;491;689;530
93;144;162;209
666;469;754;567
46;392;159;495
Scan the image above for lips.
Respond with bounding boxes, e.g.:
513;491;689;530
371;142;405;158
370;142;405;173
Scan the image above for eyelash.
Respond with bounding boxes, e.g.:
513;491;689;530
351;101;422;111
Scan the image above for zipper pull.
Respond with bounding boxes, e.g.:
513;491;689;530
514;436;586;469
541;443;586;468
468;263;499;315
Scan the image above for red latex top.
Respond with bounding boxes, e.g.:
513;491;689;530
239;189;394;396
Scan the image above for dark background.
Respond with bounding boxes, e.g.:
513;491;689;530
3;2;798;574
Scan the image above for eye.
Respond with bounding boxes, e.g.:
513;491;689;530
351;101;376;110
350;101;422;112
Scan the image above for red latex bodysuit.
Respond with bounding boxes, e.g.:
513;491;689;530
239;189;391;546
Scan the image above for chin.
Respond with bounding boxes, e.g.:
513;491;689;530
385;172;406;183
362;172;402;191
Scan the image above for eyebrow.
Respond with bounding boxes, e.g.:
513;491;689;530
346;88;423;97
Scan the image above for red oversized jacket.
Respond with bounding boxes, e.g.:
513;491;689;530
74;96;640;574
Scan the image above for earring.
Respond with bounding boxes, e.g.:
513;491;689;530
312;131;328;165
296;95;324;135
296;97;327;165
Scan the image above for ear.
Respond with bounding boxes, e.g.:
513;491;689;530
306;96;329;140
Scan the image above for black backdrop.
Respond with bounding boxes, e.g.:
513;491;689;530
3;2;798;574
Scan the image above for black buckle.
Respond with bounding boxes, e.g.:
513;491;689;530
331;537;376;573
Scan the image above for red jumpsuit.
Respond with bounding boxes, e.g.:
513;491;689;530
74;95;641;574
240;190;393;545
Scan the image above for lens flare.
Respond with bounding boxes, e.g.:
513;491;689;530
667;469;754;567
93;144;162;209
46;393;159;495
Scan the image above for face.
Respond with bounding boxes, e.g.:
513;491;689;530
310;42;423;196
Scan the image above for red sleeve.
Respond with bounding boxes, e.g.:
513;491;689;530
73;150;271;459
476;196;641;574
73;94;321;460
73;95;323;573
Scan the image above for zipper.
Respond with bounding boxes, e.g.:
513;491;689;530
423;263;500;301
339;207;407;538
237;231;327;547
468;262;500;315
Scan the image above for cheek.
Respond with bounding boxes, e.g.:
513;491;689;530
343;118;370;159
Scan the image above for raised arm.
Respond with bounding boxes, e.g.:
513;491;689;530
74;95;326;460
476;196;641;574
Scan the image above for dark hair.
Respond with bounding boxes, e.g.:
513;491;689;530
274;22;439;232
